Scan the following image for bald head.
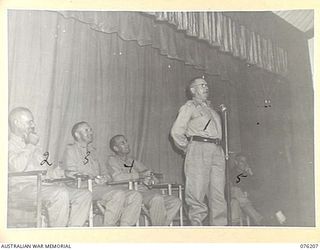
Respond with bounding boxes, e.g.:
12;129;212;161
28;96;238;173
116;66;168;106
71;121;93;144
109;134;130;156
9;107;35;137
189;77;207;89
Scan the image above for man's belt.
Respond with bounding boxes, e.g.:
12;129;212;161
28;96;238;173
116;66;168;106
188;136;221;145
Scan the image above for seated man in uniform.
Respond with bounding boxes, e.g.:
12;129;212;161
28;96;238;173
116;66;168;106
62;122;142;226
230;153;264;225
8;107;92;227
107;134;181;226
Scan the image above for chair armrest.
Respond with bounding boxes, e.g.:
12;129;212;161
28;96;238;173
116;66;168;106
151;183;184;190
73;173;94;181
9;170;47;177
107;178;142;191
107;178;141;186
43;177;75;184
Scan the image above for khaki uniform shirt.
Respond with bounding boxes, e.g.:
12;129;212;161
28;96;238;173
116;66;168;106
62;143;108;188
171;98;222;151
107;155;149;191
8;133;46;190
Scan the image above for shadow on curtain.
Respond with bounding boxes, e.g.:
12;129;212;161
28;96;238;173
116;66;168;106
8;10;241;183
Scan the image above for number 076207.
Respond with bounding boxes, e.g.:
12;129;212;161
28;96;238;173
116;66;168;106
300;244;319;248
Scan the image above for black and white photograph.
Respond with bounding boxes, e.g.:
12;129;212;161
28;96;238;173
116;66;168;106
7;9;315;231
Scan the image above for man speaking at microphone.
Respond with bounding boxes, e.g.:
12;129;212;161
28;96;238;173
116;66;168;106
171;77;227;226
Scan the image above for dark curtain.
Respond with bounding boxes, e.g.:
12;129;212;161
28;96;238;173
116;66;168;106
8;10;240;184
8;10;314;226
236;65;297;223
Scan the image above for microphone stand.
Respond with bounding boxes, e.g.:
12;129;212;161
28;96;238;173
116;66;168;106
220;104;232;226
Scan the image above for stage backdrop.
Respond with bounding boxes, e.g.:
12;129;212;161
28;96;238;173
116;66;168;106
8;10;241;184
8;10;314;226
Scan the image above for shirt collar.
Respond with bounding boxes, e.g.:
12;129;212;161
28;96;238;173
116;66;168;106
113;154;133;164
75;141;92;151
192;97;211;107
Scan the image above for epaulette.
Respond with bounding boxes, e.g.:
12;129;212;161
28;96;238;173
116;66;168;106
185;100;197;107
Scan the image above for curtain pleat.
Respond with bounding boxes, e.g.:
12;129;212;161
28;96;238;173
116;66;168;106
57;11;288;82
9;10;243;183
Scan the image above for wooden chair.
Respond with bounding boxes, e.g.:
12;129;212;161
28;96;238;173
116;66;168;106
8;170;47;228
230;191;251;226
71;173;94;227
239;192;251;226
139;172;185;226
151;183;185;226
74;174;142;227
105;178;142;226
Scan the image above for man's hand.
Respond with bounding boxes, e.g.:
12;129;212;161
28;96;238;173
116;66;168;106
46;166;65;179
95;175;110;184
139;170;152;178
244;167;253;176
26;132;40;145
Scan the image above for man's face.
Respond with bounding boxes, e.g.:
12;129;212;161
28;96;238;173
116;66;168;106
16;111;36;138
114;136;130;155
191;79;209;100
76;123;94;144
236;156;249;171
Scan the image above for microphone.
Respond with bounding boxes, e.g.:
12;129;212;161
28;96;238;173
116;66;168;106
219;104;227;112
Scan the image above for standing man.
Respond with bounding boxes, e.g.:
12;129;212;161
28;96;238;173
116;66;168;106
62;122;142;226
171;77;227;226
8;107;92;227
107;135;181;226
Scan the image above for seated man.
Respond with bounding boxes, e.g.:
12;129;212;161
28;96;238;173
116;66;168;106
62;122;142;226
8;107;92;227
107;135;181;226
230;153;264;225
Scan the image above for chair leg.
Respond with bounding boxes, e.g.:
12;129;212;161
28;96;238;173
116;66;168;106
239;212;243;226
246;215;250;226
36;173;43;228
144;215;149;226
178;185;184;226
87;179;93;227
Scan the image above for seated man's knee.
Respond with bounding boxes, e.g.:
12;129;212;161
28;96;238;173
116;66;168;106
175;197;182;207
52;187;69;202
129;191;142;203
81;189;92;200
168;195;182;208
111;190;126;203
238;198;251;208
150;194;164;206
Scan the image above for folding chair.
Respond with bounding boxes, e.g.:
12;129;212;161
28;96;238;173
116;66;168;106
138;172;185;226
74;174;142;227
151;182;185;226
106;178;142;226
8;170;47;228
72;173;94;227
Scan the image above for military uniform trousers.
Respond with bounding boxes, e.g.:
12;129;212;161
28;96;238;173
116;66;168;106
92;185;142;226
185;141;227;226
231;186;263;225
140;189;181;226
12;183;92;227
